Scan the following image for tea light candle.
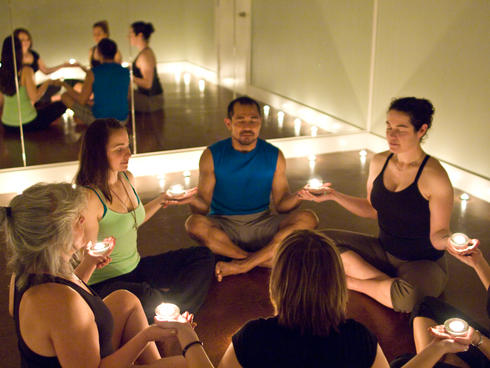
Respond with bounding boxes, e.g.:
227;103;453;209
263;105;270;117
277;111;285;125
307;178;323;189
444;318;468;337
88;240;111;255
69;58;76;65
198;79;205;92
167;184;185;197
121;61;130;68
155;303;180;321
449;233;470;250
183;73;191;85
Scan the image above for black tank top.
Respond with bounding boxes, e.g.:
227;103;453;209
132;48;163;96
14;274;114;367
370;153;444;261
90;46;101;69
24;50;40;73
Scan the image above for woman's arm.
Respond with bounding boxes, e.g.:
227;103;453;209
218;343;242;368
62;70;94;105
22;66;50;103
133;49;155;90
37;57;71;75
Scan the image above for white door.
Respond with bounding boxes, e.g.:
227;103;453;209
216;0;251;95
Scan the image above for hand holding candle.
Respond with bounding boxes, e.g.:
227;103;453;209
155;303;180;321
448;232;479;253
87;239;113;256
305;178;327;196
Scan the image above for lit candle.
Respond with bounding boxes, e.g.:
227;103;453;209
198;79;205;92
460;193;470;201
444;318;468;337
277;111;285;125
307;178;324;195
121;61;130;68
167;184;185;197
183;170;191;178
311;126;318;137
155;303;180;321
69;58;76;65
263;105;270;117
359;149;367;157
88;240;111;256
183;73;191;85
449;233;470;250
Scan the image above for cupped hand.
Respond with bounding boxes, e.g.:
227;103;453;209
446;238;480;259
161;187;198;207
153;312;200;347
297;183;333;203
430;324;474;352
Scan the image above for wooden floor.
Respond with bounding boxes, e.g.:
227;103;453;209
0;76;488;367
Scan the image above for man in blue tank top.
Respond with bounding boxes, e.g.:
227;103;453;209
186;96;319;281
60;38;129;124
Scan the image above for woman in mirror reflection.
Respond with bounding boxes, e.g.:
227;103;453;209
89;20;122;70
218;230;475;368
299;97;459;314
129;21;164;112
0;36;67;132
2;183;213;367
74;118;214;323
14;28;77;106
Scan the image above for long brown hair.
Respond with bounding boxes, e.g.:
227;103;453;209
269;230;347;336
0;36;23;96
75;118;126;202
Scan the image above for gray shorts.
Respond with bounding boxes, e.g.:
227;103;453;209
71;102;95;125
209;210;286;252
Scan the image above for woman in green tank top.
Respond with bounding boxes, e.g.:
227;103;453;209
74;118;215;322
0;36;66;130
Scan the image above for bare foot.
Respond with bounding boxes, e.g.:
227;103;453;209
215;260;247;282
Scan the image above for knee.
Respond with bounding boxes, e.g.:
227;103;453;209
391;278;422;313
109;289;142;311
185;214;210;236
294;209;319;229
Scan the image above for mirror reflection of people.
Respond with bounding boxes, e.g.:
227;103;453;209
129;21;164;112
0;36;66;131
13;28;76;106
61;38;129;125
75;118;215;322
299;97;456;313
186;96;318;281
1;183;193;367
89;20;122;69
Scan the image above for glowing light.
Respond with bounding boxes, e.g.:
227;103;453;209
121;61;130;68
167;184;185;197
308;155;316;162
359;150;367;157
460;193;470;201
311;126;318;137
183;170;191;177
159;178;166;188
449;233;469;250
88;240;111;256
174;71;181;83
294;119;301;136
198;79;205;92
277;111;285;125
71;183;77;189
183;73;191;85
155;303;180;321
69;58;76;65
444;318;468;336
263;105;270;117
307;178;323;189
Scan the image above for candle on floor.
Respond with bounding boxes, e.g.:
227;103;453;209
69;58;76;65
88;240;111;256
167;184;186;197
444;318;468;337
155;303;180;321
263;105;270;117
277;111;285;125
449;233;470;250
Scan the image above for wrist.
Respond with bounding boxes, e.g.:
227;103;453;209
472;330;484;347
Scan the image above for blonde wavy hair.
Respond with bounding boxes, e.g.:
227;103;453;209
1;183;87;289
269;229;348;336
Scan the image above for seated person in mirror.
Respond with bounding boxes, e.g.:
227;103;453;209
61;38;129;125
0;36;66;131
186;96;318;281
89;20;122;70
299;97;458;313
129;21;164;112
13;28;77;106
75;118;215;322
2;182;201;367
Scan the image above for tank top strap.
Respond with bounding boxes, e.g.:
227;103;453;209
85;186;107;217
414;155;430;183
380;153;394;175
121;171;141;204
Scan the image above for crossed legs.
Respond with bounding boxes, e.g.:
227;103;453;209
185;209;318;281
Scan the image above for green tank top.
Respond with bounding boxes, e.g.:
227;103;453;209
88;176;146;285
1;86;37;126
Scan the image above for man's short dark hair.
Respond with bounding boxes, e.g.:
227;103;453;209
97;38;117;60
227;96;261;119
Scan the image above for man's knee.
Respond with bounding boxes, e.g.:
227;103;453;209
287;209;319;229
391;278;422;313
185;214;208;236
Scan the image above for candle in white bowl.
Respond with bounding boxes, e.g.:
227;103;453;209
444;318;468;337
88;241;111;256
167;184;185;197
155;303;180;321
449;233;469;250
307;178;324;195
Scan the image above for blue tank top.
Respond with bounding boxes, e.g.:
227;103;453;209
14;274;114;367
371;153;443;261
209;138;278;215
92;63;130;121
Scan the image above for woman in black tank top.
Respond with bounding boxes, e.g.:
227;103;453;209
2;183;211;367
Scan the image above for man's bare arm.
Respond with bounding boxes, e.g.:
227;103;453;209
190;148;215;214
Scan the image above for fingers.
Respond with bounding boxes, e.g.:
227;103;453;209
215;264;223;282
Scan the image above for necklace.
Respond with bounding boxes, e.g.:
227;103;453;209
392;153;425;171
110;175;138;230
